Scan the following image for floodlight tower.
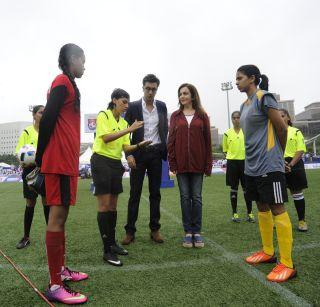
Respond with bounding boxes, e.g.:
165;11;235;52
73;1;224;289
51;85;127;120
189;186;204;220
221;82;233;128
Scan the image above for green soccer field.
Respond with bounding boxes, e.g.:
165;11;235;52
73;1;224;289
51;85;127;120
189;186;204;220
0;170;319;306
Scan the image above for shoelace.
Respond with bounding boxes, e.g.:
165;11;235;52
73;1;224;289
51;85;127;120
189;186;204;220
249;251;264;258
65;267;80;276
272;263;286;273
63;284;79;296
194;235;202;241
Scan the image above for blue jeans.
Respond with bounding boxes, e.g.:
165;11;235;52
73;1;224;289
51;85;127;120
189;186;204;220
176;173;204;233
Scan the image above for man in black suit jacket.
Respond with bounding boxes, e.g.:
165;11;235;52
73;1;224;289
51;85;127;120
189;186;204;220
122;74;168;245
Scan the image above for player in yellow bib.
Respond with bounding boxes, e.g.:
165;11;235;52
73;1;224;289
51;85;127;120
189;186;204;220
280;109;308;232
91;89;151;266
223;111;254;223
15;105;49;249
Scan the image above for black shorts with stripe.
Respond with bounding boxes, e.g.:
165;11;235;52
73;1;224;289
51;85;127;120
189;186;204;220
226;159;246;189
285;157;308;191
91;153;125;196
245;171;288;204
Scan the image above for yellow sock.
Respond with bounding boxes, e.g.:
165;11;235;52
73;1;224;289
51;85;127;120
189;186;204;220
274;211;293;268
258;211;274;256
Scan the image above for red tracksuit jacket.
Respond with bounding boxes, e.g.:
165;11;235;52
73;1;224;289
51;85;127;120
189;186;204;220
167;110;212;176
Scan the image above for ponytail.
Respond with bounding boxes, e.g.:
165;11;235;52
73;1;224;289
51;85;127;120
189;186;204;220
107;101;115;110
259;74;269;91
58;43;84;112
237;65;269;91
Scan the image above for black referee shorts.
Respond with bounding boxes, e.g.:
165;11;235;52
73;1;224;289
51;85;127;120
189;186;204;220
245;171;288;204
285;157;308;191
91;153;125;196
226;159;246;189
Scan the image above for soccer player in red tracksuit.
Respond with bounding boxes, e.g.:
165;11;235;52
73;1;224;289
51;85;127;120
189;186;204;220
35;44;88;305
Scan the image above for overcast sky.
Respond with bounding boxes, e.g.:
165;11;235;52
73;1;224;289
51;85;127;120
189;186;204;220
1;0;320;142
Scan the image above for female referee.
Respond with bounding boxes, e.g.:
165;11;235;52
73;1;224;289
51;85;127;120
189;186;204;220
91;88;150;266
35;44;88;304
280;108;308;232
237;64;296;282
15;105;50;249
223;111;254;223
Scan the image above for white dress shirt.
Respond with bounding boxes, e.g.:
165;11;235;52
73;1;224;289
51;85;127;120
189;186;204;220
142;98;161;145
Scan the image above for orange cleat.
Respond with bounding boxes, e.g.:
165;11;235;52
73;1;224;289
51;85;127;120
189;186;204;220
267;263;297;282
245;250;277;265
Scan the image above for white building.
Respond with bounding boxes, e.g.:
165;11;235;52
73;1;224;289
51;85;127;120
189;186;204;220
0;121;32;155
272;93;295;121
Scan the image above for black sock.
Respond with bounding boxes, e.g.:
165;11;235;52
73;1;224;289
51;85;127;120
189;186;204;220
97;211;117;253
293;197;305;221
24;206;35;238
97;212;109;253
244;193;252;214
43;205;50;225
230;191;238;214
108;211;117;247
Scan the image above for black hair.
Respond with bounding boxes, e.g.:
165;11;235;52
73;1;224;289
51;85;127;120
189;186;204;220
231;111;241;118
58;43;84;112
31;105;44;115
237;65;269;91
108;88;130;110
279;108;293;126
142;74;160;86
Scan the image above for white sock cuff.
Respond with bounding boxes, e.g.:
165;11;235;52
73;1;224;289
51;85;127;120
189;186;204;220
292;193;304;200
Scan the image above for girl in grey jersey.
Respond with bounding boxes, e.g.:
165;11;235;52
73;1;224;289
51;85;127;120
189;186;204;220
236;64;296;283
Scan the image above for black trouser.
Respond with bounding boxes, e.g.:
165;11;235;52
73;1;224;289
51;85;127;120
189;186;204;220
125;149;162;235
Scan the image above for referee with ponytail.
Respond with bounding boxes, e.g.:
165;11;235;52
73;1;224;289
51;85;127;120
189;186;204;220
16;105;49;249
280;108;308;232
91;88;151;266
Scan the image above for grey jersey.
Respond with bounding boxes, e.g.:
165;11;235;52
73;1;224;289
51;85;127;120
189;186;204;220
240;91;284;176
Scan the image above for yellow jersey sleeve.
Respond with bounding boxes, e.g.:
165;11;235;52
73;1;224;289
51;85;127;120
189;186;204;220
95;112;114;139
296;130;306;153
122;122;130;146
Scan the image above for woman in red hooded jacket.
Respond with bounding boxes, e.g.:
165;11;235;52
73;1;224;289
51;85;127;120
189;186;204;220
168;83;212;248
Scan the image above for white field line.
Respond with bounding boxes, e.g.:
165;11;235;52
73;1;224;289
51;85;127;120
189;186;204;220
237;241;320;258
293;241;320;251
0;258;215;273
141;195;312;307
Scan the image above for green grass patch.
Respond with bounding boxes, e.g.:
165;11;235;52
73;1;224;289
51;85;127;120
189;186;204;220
0;170;319;306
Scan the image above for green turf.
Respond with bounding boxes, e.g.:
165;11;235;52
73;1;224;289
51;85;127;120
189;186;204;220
0;170;319;306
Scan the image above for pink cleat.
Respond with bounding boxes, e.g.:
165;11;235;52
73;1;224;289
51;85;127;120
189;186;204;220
61;267;89;282
44;284;87;305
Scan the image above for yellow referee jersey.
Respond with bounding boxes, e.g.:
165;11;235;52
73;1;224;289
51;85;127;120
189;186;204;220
92;109;130;160
284;126;306;158
15;125;38;154
222;128;245;160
